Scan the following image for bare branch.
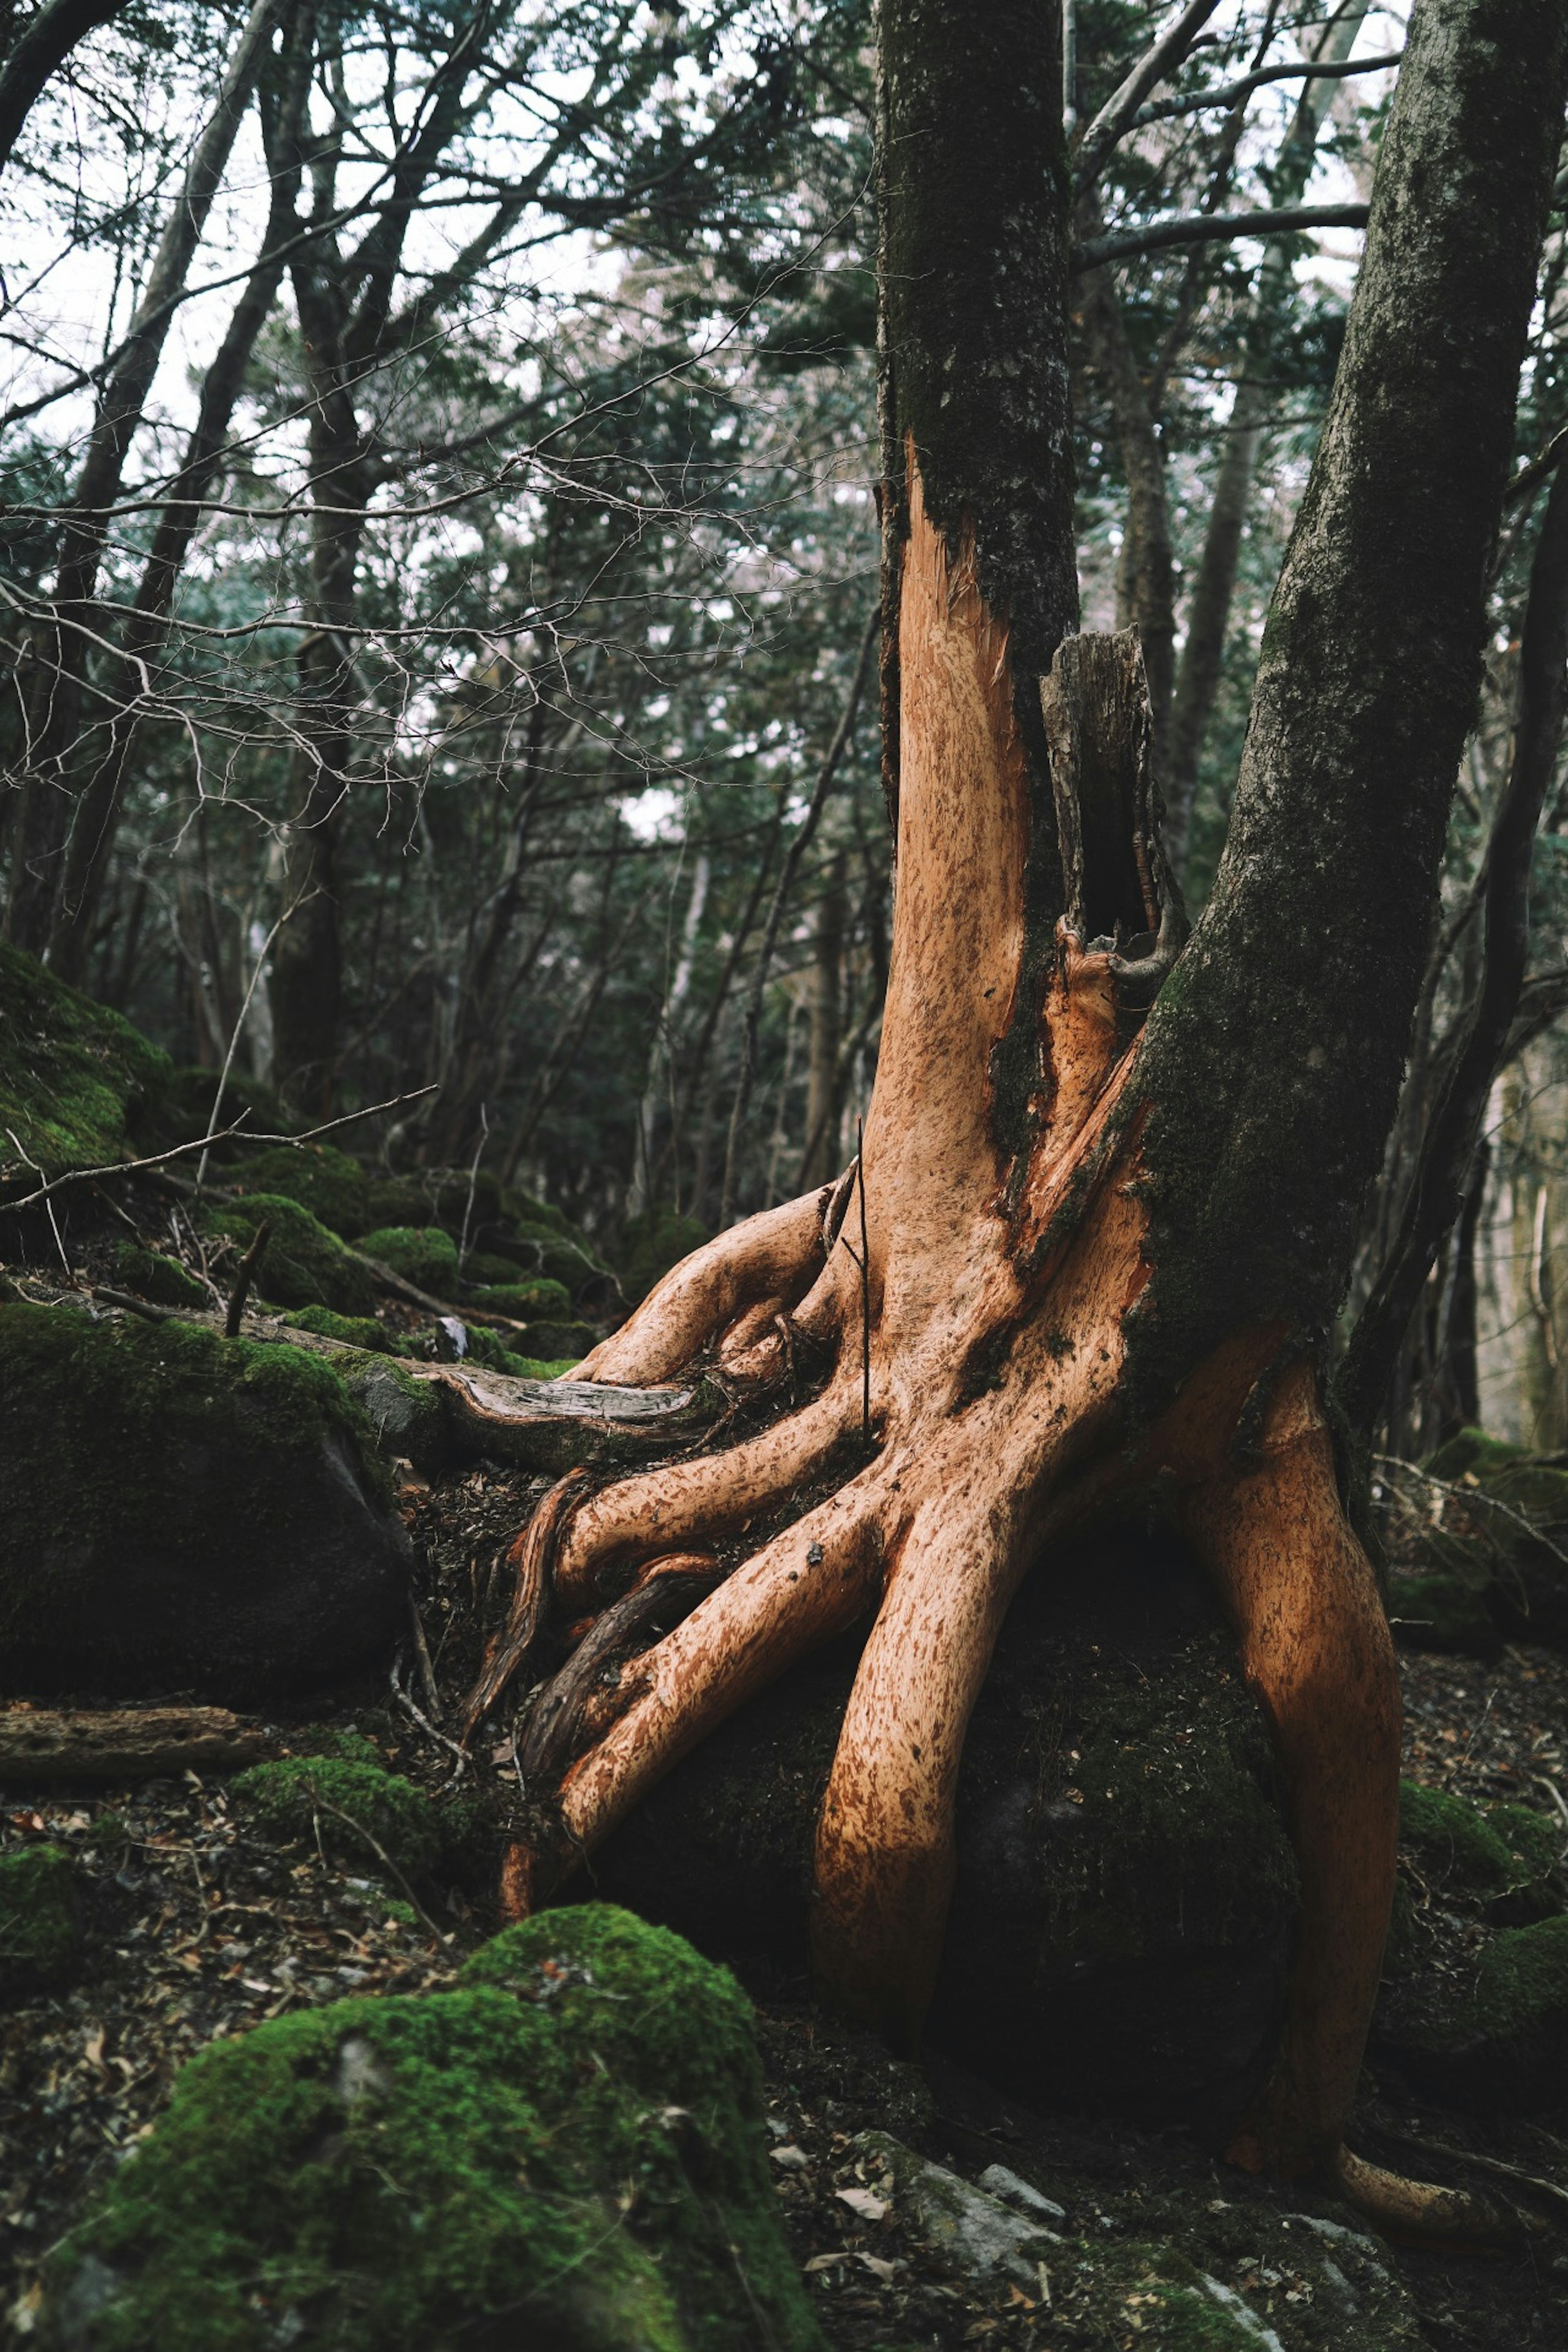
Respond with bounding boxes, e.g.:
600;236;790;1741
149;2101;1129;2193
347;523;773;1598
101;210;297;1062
1075;203;1368;272
1073;0;1225;193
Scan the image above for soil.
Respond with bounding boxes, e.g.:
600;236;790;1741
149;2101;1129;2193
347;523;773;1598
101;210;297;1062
4;1454;1568;2348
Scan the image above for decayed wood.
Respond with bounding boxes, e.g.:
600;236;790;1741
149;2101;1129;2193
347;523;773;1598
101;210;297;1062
0;1706;272;1784
419;1363;715;1473
461;1468;592;1738
517;1554;720;1782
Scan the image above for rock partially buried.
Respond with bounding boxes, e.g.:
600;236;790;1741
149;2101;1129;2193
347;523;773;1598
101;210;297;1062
44;1906;824;2352
589;1523;1300;2134
851;2131;1063;2289
0;1303;408;1704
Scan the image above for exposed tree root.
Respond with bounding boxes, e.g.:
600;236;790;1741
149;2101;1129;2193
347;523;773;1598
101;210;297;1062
449;490;1411;2187
1330;2147;1525;2249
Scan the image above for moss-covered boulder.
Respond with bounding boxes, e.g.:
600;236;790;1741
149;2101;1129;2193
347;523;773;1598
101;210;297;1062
1396;1780;1561;1924
331;1351;451;1474
231;1143;371;1238
199;1194;375;1319
358;1224;460;1296
0;944;169;1189
234;1755;441;1880
0;1842;79;1998
0;1303;408;1702
108;1242;209;1312
1417;1425;1568;1646
44;1907;824;2352
514;1316;599;1361
591;1523;1299;2134
284;1305;393;1354
617;1206;709;1307
1385;1566;1500;1657
1380;1914;1568;2112
465;1276;571;1318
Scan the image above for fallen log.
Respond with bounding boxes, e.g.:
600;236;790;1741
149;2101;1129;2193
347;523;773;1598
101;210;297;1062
0;1706;273;1785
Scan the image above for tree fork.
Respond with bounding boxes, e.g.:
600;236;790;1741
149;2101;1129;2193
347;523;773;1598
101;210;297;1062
454;0;1568;2223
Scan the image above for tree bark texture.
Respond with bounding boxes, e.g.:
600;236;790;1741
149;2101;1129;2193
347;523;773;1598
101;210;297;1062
403;0;1563;2216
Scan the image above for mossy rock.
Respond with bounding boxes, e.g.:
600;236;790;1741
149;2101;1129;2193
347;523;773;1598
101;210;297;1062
234;1757;441;1881
1381;1913;1568;2112
0;944;169;1187
0;1842;79;1997
591;1521;1299;2134
231;1143;371;1238
1419;1425;1568;1645
284;1305;393;1354
44;1906;824;2352
1397;1779;1561;1922
617;1206;710;1307
109;1242;209;1312
199;1195;375;1319
365;1168;505;1236
1385;1568;1500;1657
0;1303;408;1703
332;1351;450;1474
464;1277;572;1318
501;1185;572;1236
359;1224;461;1296
459;1247;527;1288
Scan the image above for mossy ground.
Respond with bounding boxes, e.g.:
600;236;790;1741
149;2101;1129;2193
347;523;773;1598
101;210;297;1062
0;943;169;1183
0;1843;78;1996
198;1194;376;1319
358;1224;461;1294
231;1144;371;1238
285;1305;394;1353
233;1756;442;1882
618;1206;710;1305
108;1243;209;1311
47;1907;823;2352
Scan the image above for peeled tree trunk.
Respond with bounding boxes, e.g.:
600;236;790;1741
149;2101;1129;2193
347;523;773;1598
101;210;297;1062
459;0;1568;2212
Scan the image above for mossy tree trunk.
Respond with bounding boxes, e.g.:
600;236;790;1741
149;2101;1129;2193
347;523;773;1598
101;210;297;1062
463;0;1568;2212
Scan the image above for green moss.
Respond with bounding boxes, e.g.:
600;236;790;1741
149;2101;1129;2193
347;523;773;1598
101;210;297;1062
1469;1913;1568;2036
232;1144;370;1238
359;1225;460;1295
330;1351;450;1474
199;1195;375;1318
365;1169;502;1235
1426;1426;1530;1483
501;1186;571;1235
1401;1778;1561;1910
109;1243;209;1311
0;1842;79;1995
617;1207;709;1307
0;943;169;1183
48;1906;823;2352
285;1305;393;1354
233;1758;440;1880
464;1276;571;1317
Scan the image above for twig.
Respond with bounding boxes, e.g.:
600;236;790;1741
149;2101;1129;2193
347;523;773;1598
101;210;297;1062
225;1216;272;1337
407;1591;443;1719
457;1103;489;1278
389;1653;468;1782
195;904;286;1194
1;1084;439;1213
4;1127;70;1270
303;1783;447;1942
833;1125;873;1452
90;1283;180;1324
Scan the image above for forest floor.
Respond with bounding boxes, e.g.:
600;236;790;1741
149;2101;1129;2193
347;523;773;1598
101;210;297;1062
4;1454;1568;2350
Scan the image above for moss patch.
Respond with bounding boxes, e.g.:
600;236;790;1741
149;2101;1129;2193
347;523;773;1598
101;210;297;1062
108;1243;209;1311
0;944;169;1184
284;1305;393;1354
0;1303;407;1702
331;1351;450;1474
0;1842;79;1997
233;1757;441;1881
199;1195;375;1319
1386;1568;1499;1656
358;1225;460;1295
231;1144;370;1238
47;1906;823;2352
1399;1780;1561;1917
465;1276;571;1317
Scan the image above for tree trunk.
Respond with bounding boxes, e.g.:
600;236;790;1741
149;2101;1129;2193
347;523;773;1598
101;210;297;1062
800;853;846;1187
450;0;1566;2216
1161;2;1370;878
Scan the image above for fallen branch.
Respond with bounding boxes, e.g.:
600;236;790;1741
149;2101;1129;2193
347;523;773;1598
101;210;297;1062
0;1705;272;1784
1;1084;438;1214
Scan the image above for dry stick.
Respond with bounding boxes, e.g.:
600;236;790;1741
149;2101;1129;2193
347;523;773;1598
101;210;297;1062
224;1216;272;1337
2;1084;439;1214
407;1592;443;1719
389;1653;468;1782
89;1283;179;1324
456;1101;490;1278
832;1125;873;1453
303;1785;447;1943
719;607;878;1229
194;903;288;1194
4;1126;70;1270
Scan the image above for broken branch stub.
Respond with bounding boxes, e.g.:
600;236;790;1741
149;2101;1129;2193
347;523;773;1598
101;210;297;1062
1042;629;1186;1003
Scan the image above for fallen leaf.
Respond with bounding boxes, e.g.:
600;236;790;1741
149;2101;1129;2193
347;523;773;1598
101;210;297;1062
770;2145;809;2171
803;2253;847;2274
836;2186;889;2221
